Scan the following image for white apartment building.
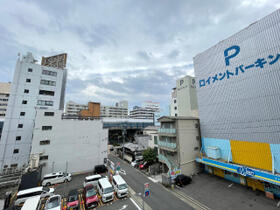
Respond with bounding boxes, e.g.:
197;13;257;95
142;101;160;112
65;101;87;115
0;52;67;171
129;106;155;120
170;75;198;117
0;82;11;119
65;100;129;118
100;101;128;118
143;126;159;149
30;109;108;176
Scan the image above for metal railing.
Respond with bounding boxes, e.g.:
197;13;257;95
158;128;176;134
158;140;177;149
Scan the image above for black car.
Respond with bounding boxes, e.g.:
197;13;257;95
94;165;108;174
175;174;192;187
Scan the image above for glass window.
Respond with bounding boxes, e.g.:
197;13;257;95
16;136;21;141
44;112;54;116
26;78;31;83
37;100;53;106
42;126;52;131
28;68;33;72
24;89;29;94
40;79;56;86
40;155;48;160
13;149;19;154
39;90;55;96
18;124;23;128
20;112;25;116
42;70;57;77
22;100;27;104
40;140;50;145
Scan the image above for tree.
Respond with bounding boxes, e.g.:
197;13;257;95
142;148;157;164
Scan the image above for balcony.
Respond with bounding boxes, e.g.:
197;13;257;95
158;140;177;151
158;128;176;136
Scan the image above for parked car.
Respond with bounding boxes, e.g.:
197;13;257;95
67;189;79;210
94;165;108;174
83;184;99;209
44;195;61;210
15;186;54;206
42;172;72;186
131;159;142;168
83;174;102;188
97;178;114;203
112;175;128;198
175;174;192;187
139;162;151;170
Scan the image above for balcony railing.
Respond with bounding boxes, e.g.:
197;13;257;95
158;140;177;149
158;154;172;169
158;128;176;134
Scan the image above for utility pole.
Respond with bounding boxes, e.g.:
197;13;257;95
122;128;125;160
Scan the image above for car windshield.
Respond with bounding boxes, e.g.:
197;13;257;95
118;183;127;190
86;188;96;197
46;197;59;209
68;194;78;202
104;186;114;194
42;186;50;192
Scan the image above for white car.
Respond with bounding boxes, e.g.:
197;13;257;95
42;172;71;186
131;159;142;167
44;195;61;210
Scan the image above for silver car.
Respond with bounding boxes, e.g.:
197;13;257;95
44;194;61;210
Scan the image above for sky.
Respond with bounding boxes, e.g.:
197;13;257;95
0;0;279;114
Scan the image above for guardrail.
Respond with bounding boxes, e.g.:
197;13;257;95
158;128;176;134
158;141;177;149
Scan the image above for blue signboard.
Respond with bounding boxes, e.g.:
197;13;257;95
196;157;280;186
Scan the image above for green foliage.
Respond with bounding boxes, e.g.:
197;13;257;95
143;148;157;164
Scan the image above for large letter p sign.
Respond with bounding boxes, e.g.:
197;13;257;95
224;45;240;66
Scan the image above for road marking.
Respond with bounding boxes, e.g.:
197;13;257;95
148;177;159;183
130;198;142;210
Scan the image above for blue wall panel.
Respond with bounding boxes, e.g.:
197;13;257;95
202;137;232;162
270;144;280;174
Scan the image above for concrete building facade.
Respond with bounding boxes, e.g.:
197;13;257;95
30;110;108;176
143;126;159;149
0;82;11;119
0;52;67;171
65;101;87;115
158;116;200;177
170;76;198;117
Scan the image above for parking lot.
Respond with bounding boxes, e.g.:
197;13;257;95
47;172;139;210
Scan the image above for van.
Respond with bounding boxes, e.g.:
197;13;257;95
21;196;41;210
97;178;114;203
15;186;54;206
83;174;102;188
112;175;128;198
42;171;71;186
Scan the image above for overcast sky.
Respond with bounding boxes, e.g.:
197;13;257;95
0;0;279;113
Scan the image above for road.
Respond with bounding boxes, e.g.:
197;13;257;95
109;154;194;210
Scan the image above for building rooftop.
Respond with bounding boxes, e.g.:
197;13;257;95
158;116;199;122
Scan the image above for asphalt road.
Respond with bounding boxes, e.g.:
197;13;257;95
109;154;193;210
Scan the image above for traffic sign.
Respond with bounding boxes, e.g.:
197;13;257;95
144;183;150;197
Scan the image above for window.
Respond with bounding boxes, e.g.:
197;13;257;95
175;113;177;117
18;124;23;128
194;147;199;151
22;100;27;104
174;100;176;103
195;123;199;128
42;126;52;131
37;100;53;106
42;70;57;77
3;165;8;168
13;149;19;154
39;90;55;96
154;136;158;145
28;68;33;72
24;89;29;93
40;79;56;86
26;78;31;83
40;140;50;145
10;164;18;168
16;136;21;141
20;112;25;116
40;155;48;161
44;112;54;116
174;106;177;110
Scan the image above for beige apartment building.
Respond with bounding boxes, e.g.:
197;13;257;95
0;82;11;118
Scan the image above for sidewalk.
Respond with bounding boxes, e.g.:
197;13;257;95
173;172;279;210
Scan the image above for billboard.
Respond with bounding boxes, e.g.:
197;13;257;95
193;9;280;144
41;53;67;69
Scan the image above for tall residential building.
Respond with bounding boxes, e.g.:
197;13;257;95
129;106;155;120
0;52;67;171
30;109;108;176
0;82;11;119
142;101;160;112
65;101;87;115
65;100;128;118
158;116;200;177
170;75;198;117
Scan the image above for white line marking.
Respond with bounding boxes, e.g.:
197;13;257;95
130;198;142;210
148;177;158;183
